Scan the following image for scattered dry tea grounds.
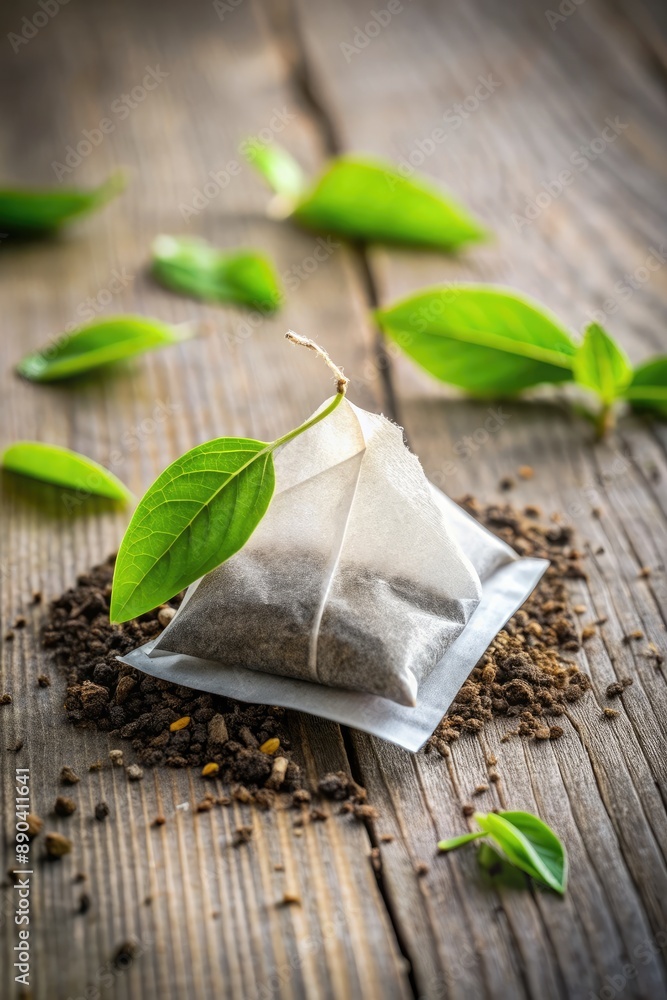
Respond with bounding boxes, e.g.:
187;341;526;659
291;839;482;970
41;497;597;799
427;496;593;753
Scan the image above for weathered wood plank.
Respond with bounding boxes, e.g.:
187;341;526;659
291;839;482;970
0;2;409;999
294;0;667;997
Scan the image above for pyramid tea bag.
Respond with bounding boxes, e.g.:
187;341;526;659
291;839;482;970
151;398;482;706
121;384;548;750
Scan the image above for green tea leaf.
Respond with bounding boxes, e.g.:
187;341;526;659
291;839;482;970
573;323;632;405
475;811;567;894
111;336;348;623
0;172;125;234
246;144;486;250
17;315;191;382
152;236;282;311
438;832;485;852
243;143;306;200
624;356;667;417
110;439;276;622
377;285;577;395
2;442;132;502
292;157;487;250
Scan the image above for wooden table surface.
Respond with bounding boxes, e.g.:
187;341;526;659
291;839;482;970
1;1;666;997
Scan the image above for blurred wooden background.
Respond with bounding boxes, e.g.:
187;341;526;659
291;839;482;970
0;0;666;997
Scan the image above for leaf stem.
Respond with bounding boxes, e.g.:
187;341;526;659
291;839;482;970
271;332;349;450
595;402;616;439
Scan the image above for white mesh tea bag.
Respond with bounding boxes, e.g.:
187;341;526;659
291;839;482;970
122;396;548;750
150;398;482;706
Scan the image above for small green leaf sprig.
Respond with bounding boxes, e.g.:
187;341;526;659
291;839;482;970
245;142;486;252
438;809;568;895
1;442;132;503
376;285;667;435
110;333;348;623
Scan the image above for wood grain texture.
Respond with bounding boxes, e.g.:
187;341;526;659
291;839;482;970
0;2;406;999
293;0;667;997
1;0;666;998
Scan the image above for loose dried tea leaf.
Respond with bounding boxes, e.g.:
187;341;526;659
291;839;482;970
624;356;667;417
0;171;124;234
2;442;132;503
247;143;486;251
111;334;348;622
376;285;577;395
152;235;282;310
17;315;191;382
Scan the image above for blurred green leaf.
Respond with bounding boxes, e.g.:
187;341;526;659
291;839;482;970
438;832;485;852
247;144;486;250
243;142;306;200
476;811;567;894
0;171;124;234
17;315;191;382
377;285;577;395
152;236;282;311
624;356;667;417
573;323;632;405
2;442;132;502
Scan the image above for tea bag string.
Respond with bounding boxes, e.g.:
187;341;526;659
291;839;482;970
285;331;349;396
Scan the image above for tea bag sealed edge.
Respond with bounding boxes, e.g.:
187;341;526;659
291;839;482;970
120;485;548;751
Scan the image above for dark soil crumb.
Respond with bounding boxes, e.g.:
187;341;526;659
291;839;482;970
45;832;72;858
94;802;110;821
233;825;253;846
473;784;489;796
462;804;474;817
112;940;138;970
37;674;51;687
0;694;12;705
415;861;429;877
623;630;644;644
602;708;619;719
60;766;80;785
76;892;91;915
54;796;77;817
428;498;593;752
152;815;166;827
606;677;633;698
26;814;43;838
